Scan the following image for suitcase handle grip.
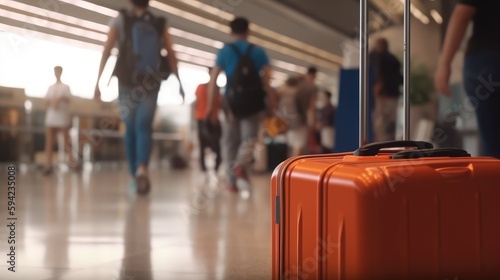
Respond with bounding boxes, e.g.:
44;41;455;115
354;141;434;156
391;148;471;159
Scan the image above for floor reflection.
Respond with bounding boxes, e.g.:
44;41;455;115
119;195;153;280
0;164;271;280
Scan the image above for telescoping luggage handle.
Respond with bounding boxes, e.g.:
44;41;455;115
359;0;411;146
391;148;471;159
356;0;415;156
354;140;433;156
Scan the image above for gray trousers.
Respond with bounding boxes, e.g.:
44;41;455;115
223;111;263;185
373;96;398;142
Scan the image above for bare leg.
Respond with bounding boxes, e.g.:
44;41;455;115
44;127;56;173
62;127;76;168
290;147;301;157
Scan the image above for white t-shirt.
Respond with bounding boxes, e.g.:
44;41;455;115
45;82;72;128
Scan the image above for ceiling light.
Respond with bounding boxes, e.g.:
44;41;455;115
399;0;430;25
33;0;324;74
172;44;217;60
0;22;101;51
179;0;342;65
0;10;107;42
0;0;108;33
58;0;118;17
169;28;224;49
430;9;443;24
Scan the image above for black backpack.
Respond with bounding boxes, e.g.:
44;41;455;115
112;10;171;89
226;44;266;118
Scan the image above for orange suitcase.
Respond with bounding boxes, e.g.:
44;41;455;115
271;1;500;279
271;143;500;279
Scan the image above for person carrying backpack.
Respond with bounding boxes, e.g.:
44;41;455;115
93;0;184;195
205;17;275;193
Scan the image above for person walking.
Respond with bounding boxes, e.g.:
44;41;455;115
316;90;336;153
205;17;275;192
370;38;402;142
44;66;75;175
194;68;222;173
94;0;184;194
435;0;500;158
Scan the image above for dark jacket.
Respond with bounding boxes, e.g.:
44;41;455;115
369;51;402;98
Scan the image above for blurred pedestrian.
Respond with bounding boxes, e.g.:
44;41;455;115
44;66;75;175
194;67;222;173
94;0;184;194
370;38;402;142
205;17;275;192
316;90;336;153
278;75;316;157
435;0;500;158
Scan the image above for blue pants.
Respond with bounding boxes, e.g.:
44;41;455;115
118;83;159;175
463;51;500;158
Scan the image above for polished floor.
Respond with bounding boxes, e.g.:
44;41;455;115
0;162;272;280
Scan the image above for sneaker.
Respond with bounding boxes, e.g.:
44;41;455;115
226;184;238;192
233;166;249;181
43;167;53;176
136;166;150;195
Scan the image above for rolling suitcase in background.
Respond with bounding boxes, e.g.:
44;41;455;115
271;1;500;279
266;137;288;173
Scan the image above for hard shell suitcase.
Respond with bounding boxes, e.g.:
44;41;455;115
271;144;500;279
266;138;288;173
271;1;500;279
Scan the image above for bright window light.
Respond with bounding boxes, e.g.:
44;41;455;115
271;59;307;73
0;0;328;99
250;36;339;70
0;30;226;105
0;31;103;100
150;0;229;33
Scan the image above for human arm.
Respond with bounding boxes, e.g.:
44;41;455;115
163;28;184;102
45;89;53;109
94;26;118;101
435;4;476;96
261;65;277;112
307;93;317;129
205;67;222;121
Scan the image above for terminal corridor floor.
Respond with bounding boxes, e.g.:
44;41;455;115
0;164;272;280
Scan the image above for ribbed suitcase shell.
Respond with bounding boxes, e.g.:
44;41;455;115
271;153;500;280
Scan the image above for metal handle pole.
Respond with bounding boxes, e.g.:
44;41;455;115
403;0;411;140
359;0;369;146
